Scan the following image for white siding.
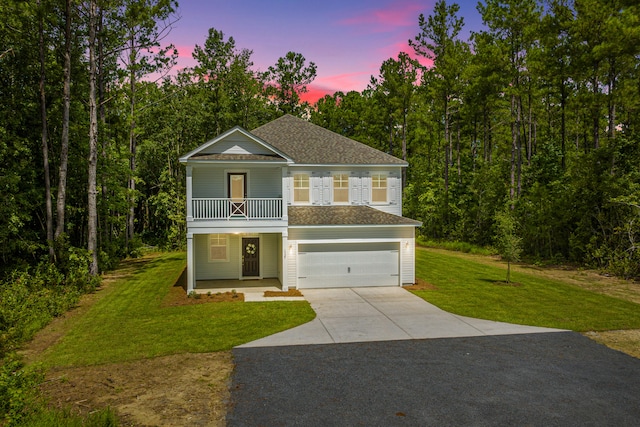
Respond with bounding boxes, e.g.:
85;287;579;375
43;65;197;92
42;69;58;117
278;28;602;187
193;167;225;198
285;166;405;211
194;233;280;280
261;233;279;278
289;226;414;241
201;133;275;156
191;166;282;199
248;168;281;198
371;204;402;216
287;241;298;289
400;227;416;285
195;233;239;280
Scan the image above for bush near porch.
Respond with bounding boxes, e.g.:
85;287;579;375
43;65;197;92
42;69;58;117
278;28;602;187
37;252;315;367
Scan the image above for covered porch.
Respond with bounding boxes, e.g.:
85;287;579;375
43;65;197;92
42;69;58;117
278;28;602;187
185;229;289;294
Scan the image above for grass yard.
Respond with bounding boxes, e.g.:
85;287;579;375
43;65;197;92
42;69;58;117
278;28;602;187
412;247;640;332
37;252;315;367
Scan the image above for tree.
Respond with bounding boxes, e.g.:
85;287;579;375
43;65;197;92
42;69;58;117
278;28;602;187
369;52;420;185
477;0;542;200
494;209;522;283
37;0;54;259
86;0;99;275
264;51;317;115
117;0;178;249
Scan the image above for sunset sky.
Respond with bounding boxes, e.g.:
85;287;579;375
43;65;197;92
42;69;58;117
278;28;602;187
166;1;483;103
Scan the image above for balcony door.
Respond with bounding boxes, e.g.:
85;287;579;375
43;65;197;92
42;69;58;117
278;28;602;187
228;173;247;216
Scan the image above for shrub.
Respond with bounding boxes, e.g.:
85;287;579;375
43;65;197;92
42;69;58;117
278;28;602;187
0;253;99;357
0;356;43;426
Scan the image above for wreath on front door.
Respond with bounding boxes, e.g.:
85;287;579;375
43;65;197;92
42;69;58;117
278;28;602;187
245;243;257;255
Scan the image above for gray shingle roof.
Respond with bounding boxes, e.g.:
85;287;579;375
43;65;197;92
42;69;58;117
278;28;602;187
252;115;406;165
288;205;421;226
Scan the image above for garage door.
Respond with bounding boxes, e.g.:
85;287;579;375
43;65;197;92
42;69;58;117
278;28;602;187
297;242;399;289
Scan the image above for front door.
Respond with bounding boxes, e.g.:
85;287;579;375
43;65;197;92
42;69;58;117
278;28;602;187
228;173;246;216
242;237;260;277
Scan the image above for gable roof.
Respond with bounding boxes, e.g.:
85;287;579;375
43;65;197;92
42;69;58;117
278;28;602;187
288;206;421;227
251;115;407;166
179;126;293;164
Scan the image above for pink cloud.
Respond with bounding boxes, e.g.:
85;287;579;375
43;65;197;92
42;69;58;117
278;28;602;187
340;1;427;32
316;71;372;91
300;84;333;104
174;44;194;58
380;40;434;68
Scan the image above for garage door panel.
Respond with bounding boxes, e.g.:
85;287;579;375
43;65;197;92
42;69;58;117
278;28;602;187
298;243;399;289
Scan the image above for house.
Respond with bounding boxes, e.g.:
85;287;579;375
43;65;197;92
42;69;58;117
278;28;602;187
179;114;421;293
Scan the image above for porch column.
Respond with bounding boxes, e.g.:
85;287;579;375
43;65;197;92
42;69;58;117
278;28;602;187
187;232;195;293
186;166;193;222
281;232;289;291
281;166;288;221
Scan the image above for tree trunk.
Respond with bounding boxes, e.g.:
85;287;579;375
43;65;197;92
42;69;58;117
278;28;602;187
592;68;600;150
38;0;54;259
516;95;522;197
510;94;516;200
55;0;72;241
401;106;407;187
127;33;137;249
444;96;450;193
560;78;566;169
87;0;99;276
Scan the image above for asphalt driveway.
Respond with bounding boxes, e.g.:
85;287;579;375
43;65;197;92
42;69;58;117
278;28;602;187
228;332;640;426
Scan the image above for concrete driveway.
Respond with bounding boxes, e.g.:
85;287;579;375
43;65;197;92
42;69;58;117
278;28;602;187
238;287;563;348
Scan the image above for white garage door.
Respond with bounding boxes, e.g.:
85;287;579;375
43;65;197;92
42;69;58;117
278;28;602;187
297;242;399;289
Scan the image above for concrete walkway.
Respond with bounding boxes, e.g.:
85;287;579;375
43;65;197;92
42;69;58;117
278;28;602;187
238;287;564;348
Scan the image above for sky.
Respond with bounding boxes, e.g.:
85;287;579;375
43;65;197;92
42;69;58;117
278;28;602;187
165;0;484;104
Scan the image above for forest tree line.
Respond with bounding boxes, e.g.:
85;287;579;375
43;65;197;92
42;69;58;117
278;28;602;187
2;0;640;284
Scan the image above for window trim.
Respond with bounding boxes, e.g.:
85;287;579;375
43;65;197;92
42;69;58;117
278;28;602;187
208;233;229;263
293;173;310;204
371;173;388;204
332;173;350;204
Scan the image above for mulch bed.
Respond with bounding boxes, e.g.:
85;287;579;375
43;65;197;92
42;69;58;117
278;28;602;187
162;285;244;306
264;290;303;297
403;278;438;291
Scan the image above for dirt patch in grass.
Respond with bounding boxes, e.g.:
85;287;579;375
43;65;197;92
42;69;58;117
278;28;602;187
492;281;522;287
40;352;232;427
584;330;640;359
404;278;438;291
21;254;236;426
264;289;303;297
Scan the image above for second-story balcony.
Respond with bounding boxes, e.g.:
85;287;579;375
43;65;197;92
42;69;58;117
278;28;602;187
191;198;283;220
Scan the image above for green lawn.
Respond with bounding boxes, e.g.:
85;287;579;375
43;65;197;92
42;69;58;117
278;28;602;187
39;252;315;367
413;247;640;332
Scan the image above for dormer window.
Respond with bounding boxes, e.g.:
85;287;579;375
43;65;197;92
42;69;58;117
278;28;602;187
333;174;349;203
293;174;310;203
372;174;387;203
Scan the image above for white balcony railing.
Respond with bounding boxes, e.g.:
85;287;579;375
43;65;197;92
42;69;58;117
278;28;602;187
191;198;283;220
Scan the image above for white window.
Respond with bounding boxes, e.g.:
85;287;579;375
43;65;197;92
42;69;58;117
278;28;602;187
209;234;229;262
372;174;387;203
293;174;310;203
333;174;349;203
